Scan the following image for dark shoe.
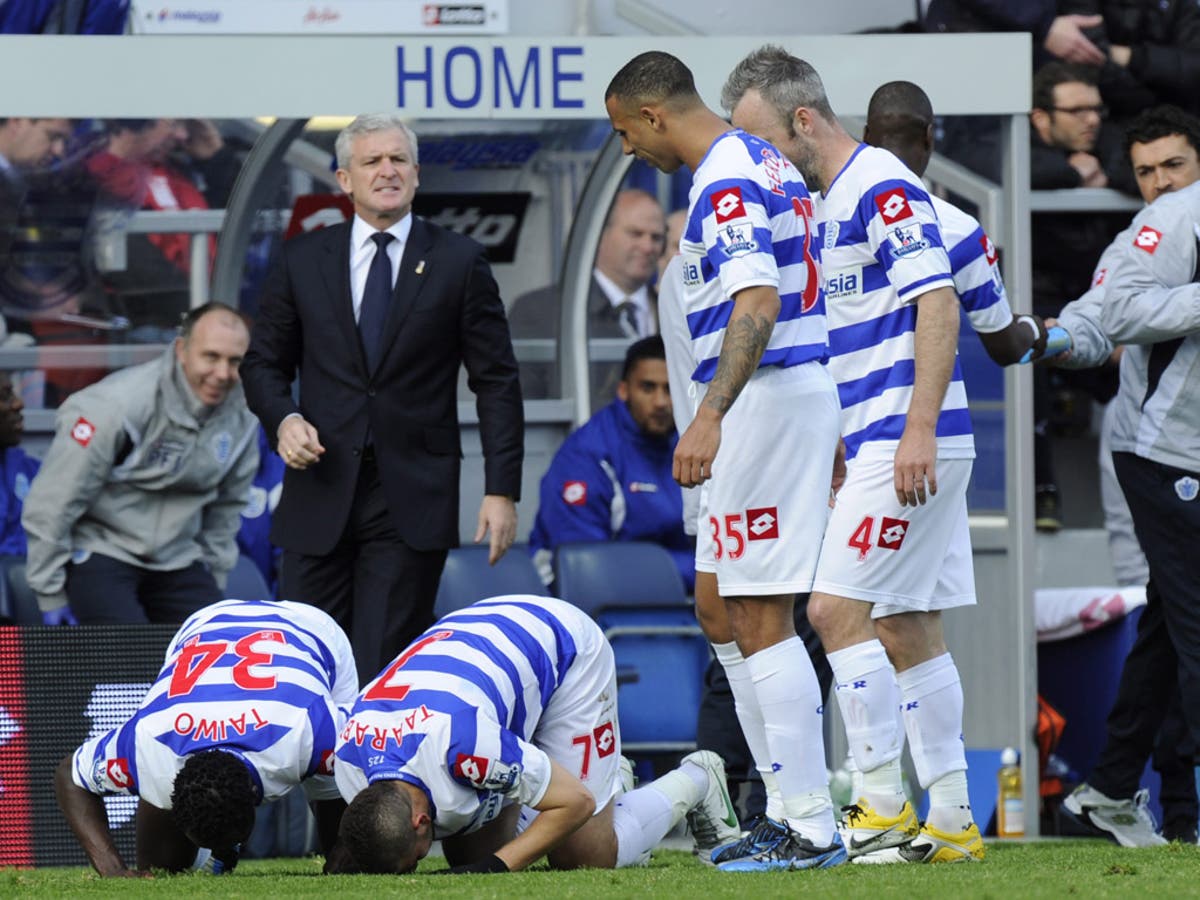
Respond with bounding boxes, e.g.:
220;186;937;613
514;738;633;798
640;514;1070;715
1036;485;1062;533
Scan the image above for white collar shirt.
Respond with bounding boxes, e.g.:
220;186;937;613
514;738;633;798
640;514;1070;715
349;213;412;322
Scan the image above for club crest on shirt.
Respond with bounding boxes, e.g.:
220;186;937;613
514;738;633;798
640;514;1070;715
562;481;587;505
71;416;95;447
823;220;840;251
14;472;29;500
886;223;929;260
1175;476;1199;502
717;221;758;258
213;431;233;464
242;485;268;519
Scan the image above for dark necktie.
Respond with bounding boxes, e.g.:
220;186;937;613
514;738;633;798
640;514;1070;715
360;231;394;371
616;299;639;338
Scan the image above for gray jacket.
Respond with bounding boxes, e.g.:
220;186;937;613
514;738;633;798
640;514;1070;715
1100;182;1200;472
22;347;259;611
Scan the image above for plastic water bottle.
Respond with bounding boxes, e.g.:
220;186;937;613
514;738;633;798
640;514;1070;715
996;747;1024;837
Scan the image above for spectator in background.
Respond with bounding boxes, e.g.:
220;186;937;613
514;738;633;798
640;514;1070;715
924;2;1108;68
0;116;72;340
529;336;694;593
0;116;72;250
240;113;523;686
507;188;666;402
0;370;39;624
1068;0;1200;122
86;118;240;335
1028;61;1137;530
22;302;258;625
657;207;688;282
236;424;285;597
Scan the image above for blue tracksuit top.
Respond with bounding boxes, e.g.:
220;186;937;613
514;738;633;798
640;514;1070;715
530;398;694;593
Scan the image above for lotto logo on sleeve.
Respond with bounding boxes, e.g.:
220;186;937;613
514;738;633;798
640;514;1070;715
318;750;335;776
453;753;491;787
979;234;998;266
593;721;616;757
877;517;910;550
71;417;96;447
711;187;747;223
874;188;913;224
562;481;587;506
1093;267;1107;286
746;507;780;541
106;758;132;789
1134;225;1162;254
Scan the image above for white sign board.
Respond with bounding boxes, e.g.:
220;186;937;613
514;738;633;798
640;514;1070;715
129;0;508;34
0;34;1030;118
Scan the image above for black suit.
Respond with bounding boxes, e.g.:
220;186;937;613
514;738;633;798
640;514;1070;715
507;274;657;405
242;216;523;680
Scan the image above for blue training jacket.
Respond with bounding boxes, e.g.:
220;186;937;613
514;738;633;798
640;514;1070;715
529;398;695;593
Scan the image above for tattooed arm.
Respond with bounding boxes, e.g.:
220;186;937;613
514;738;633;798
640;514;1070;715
673;285;779;488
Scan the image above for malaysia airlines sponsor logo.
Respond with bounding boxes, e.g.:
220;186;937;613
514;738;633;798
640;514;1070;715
875;188;913;224
711;188;747;224
825;267;861;299
877;517;909;550
1134;225;1162;253
746;507;780;541
562;481;587;505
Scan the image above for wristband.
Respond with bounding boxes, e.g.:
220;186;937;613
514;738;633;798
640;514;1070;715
436;854;510;875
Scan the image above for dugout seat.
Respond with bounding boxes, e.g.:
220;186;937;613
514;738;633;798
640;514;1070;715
433;543;548;620
225;553;272;602
553;541;708;758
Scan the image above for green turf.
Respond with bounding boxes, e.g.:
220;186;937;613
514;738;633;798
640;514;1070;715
3;841;1197;899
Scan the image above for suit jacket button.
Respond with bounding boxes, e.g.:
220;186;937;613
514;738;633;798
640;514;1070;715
367;388;377;397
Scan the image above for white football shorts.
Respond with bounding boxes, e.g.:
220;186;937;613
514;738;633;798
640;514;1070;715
812;455;976;616
693;361;840;597
530;600;623;814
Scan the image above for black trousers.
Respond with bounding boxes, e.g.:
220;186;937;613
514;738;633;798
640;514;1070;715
1090;452;1200;815
67;553;221;624
281;453;448;686
694;593;832;819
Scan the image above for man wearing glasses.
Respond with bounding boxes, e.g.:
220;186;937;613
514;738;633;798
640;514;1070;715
1027;61;1137;533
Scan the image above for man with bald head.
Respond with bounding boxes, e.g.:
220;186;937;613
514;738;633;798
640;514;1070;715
507;188;666;402
864;80;1049;367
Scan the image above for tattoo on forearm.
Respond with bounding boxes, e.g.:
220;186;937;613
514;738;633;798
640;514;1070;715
703;313;773;414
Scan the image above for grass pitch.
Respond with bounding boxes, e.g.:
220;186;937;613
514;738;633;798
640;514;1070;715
3;840;1197;899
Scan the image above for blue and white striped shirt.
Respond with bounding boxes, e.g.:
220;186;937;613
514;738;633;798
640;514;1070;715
70;600;358;809
818;144;974;462
335;596;599;838
676;130;828;384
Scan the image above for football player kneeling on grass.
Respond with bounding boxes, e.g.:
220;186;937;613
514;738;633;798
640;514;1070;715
327;596;740;874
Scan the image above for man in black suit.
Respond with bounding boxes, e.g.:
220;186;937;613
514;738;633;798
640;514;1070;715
507;188;665;403
241;113;524;683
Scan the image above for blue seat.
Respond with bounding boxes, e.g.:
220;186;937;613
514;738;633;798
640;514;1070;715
553;541;708;757
225;553;272;602
433;544;547;619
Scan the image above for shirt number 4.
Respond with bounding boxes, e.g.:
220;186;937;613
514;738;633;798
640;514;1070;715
847;515;911;561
